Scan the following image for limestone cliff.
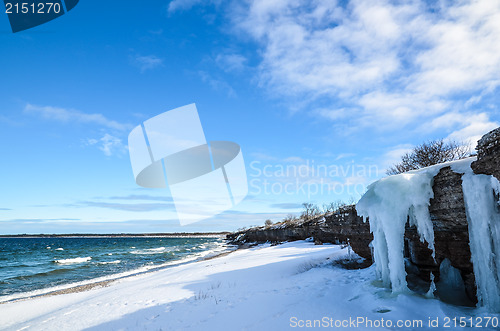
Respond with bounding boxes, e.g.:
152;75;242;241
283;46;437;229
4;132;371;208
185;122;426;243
227;127;500;305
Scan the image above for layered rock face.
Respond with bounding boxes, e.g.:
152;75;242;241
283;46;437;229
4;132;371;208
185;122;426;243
228;167;478;299
404;128;500;304
404;167;475;301
226;205;373;260
471;127;500;181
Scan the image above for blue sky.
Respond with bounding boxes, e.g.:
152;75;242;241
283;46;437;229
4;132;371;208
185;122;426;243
1;0;499;234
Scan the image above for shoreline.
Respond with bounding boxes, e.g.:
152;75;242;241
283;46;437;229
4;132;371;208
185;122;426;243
0;233;230;239
0;243;239;305
1;241;497;331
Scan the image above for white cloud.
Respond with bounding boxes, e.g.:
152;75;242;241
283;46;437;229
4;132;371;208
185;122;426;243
315;108;350;121
79;200;173;212
168;0;203;13
199;71;236;97
226;0;500;134
250;152;278;161
215;53;247;72
446;113;499;147
25;104;129;131
380;144;414;174
420;111;498;146
86;134;127;157
283;156;305;163
335;153;355;161
133;55;163;73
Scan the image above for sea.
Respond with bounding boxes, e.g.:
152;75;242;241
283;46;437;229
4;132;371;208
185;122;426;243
0;236;229;301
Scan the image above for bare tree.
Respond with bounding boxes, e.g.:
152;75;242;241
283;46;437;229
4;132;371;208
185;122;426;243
387;139;471;175
301;203;321;220
264;219;273;227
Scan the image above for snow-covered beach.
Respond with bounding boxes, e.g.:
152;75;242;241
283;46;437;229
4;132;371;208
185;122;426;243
1;241;497;331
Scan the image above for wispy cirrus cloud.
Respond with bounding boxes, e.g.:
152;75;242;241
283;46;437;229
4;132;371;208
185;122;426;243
269;203;302;210
199;70;236;97
0;218;80;223
132;54;164;73
107;194;173;202
215;53;247;73
24;104;129;131
24;103;133;156
215;0;500;141
76;201;175;212
167;0;221;13
75;193;174;212
86;134;127;157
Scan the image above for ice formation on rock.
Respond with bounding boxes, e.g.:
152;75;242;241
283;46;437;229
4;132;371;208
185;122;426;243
357;164;442;292
357;157;500;311
461;172;500;311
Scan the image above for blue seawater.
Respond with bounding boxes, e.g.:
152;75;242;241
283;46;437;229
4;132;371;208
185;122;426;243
0;237;225;297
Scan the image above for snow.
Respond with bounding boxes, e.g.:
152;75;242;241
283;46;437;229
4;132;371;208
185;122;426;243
357;157;500;312
1;241;497;330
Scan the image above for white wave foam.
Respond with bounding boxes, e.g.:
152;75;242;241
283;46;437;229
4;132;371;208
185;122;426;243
97;260;121;265
55;248;64;251
130;247;168;255
55;257;92;264
1;241;232;304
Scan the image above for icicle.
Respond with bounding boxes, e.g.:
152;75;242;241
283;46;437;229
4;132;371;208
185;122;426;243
425;272;436;298
461;173;500;312
357;157;500;312
357;167;440;293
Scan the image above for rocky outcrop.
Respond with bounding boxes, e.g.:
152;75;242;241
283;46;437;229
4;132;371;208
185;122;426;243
472;127;500;181
228;127;500;305
404;166;476;302
404;127;500;302
227;205;373;260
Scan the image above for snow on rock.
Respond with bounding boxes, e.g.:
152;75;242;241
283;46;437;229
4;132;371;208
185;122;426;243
356;162;444;293
357;157;500;312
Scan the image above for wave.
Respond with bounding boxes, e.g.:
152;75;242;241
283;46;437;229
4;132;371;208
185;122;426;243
8;268;70;281
130;247;169;255
0;242;232;304
55;248;64;251
97;260;121;265
54;257;91;264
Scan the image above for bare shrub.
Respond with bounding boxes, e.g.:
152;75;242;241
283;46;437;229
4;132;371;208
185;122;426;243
323;200;347;214
300;203;321;220
283;214;298;222
387;139;471;175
